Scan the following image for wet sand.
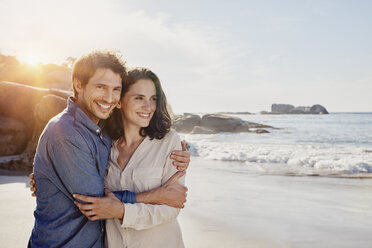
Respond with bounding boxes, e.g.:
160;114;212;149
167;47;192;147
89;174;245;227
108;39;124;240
1;157;372;247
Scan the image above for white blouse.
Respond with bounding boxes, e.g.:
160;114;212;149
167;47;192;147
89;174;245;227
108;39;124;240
104;131;185;248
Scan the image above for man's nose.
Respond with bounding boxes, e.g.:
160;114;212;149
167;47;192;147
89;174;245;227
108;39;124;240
104;90;114;103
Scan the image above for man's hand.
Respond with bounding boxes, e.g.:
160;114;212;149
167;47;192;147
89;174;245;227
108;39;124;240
73;189;124;221
170;140;190;171
29;173;37;197
137;171;187;208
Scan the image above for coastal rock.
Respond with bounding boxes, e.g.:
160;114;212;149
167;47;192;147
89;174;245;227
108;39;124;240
173;113;201;133
0;117;28;156
289;106;310;114
0;81;70;171
246;121;273;129
200;114;249;133
271;104;294;114
173;113;274;134
251;129;270;134
35;94;67;122
217;111;251;115
268;103;329;115
191;126;216;134
309;104;329;114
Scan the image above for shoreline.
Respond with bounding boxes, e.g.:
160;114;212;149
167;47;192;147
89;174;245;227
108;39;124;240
1;157;372;247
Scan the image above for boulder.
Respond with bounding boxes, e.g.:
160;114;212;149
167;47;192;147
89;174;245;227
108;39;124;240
269;103;329;115
0;117;28;156
252;129;270;134
217;111;251;115
271;104;294;114
309;104;329;114
173;113;201;133
246;122;273;129
0;81;71;171
191;126;216;134
35;94;68;122
200;114;249;133
289;106;310;114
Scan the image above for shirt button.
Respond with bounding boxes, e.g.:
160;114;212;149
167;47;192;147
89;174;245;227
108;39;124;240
96;129;100;133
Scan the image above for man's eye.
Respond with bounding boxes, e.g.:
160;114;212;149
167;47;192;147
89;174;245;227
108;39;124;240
96;85;103;89
135;96;143;100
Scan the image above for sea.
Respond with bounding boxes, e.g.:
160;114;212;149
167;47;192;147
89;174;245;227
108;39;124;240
181;112;372;177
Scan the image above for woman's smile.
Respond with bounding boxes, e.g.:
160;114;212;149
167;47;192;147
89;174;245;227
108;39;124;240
121;78;157;129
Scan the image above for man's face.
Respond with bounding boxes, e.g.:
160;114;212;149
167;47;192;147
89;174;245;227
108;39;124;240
74;68;122;123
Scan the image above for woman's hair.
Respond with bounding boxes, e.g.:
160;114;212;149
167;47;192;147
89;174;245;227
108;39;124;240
104;67;172;140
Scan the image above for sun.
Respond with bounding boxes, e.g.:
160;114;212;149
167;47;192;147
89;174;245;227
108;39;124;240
20;55;42;66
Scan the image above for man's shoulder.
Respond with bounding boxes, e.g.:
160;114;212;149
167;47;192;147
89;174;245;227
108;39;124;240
44;112;86;143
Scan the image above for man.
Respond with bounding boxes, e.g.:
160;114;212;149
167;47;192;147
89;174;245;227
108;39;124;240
28;51;189;247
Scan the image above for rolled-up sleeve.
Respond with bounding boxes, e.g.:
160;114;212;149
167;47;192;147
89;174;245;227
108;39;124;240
121;133;185;230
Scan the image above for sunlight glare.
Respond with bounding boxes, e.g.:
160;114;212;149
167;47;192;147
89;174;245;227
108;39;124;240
20;55;42;66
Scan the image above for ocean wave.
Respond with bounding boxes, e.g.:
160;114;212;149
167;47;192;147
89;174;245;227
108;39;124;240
185;137;372;174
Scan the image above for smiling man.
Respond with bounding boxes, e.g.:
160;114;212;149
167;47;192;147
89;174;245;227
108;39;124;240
28;51;189;248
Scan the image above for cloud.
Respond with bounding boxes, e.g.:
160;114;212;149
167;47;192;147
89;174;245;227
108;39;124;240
0;0;249;112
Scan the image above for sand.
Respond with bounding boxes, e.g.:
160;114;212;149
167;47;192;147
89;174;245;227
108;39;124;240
1;157;372;247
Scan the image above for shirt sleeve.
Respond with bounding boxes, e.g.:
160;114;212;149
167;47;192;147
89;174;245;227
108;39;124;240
48;135;105;198
121;133;185;230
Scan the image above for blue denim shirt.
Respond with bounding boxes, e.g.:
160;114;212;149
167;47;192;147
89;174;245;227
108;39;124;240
29;98;121;248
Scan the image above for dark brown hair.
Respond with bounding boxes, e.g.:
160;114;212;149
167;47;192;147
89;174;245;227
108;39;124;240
72;50;127;96
104;67;172;140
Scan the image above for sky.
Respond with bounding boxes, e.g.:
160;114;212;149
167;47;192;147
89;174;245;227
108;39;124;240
1;0;371;113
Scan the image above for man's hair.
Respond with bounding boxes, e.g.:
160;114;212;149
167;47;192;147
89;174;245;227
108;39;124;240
104;67;172;140
72;50;127;96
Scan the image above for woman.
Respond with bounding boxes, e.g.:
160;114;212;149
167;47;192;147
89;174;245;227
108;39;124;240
76;68;186;247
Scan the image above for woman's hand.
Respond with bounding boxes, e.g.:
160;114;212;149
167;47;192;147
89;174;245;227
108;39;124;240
29;173;37;197
74;189;124;221
170;140;190;171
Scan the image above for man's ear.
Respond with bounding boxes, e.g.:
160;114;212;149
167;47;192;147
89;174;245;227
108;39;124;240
72;78;83;96
116;101;122;109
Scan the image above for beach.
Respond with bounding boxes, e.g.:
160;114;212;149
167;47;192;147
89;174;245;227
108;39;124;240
1;156;372;248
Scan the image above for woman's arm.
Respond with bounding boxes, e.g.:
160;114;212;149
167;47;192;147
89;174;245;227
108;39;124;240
120;133;186;230
73;171;186;221
75;133;187;229
28;140;190;203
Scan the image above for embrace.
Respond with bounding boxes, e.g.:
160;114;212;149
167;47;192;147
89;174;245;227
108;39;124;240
28;51;190;248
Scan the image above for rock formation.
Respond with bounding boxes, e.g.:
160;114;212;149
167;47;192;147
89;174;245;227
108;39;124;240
173;113;273;134
0;81;70;171
268;103;328;114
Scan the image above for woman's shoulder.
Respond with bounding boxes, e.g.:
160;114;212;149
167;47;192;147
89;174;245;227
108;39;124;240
162;130;181;143
148;131;181;148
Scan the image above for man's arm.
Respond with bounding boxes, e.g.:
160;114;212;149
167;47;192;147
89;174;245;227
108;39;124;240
73;171;187;221
29;142;190;207
110;140;190;206
136;171;187;208
46;135;105;198
74;134;188;227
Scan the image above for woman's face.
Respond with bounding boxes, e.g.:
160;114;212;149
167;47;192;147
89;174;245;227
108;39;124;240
120;78;157;129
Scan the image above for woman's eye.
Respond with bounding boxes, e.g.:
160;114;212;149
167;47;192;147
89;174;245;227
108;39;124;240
151;97;157;102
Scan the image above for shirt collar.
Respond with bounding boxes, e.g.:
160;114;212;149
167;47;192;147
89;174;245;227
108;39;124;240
66;96;103;135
